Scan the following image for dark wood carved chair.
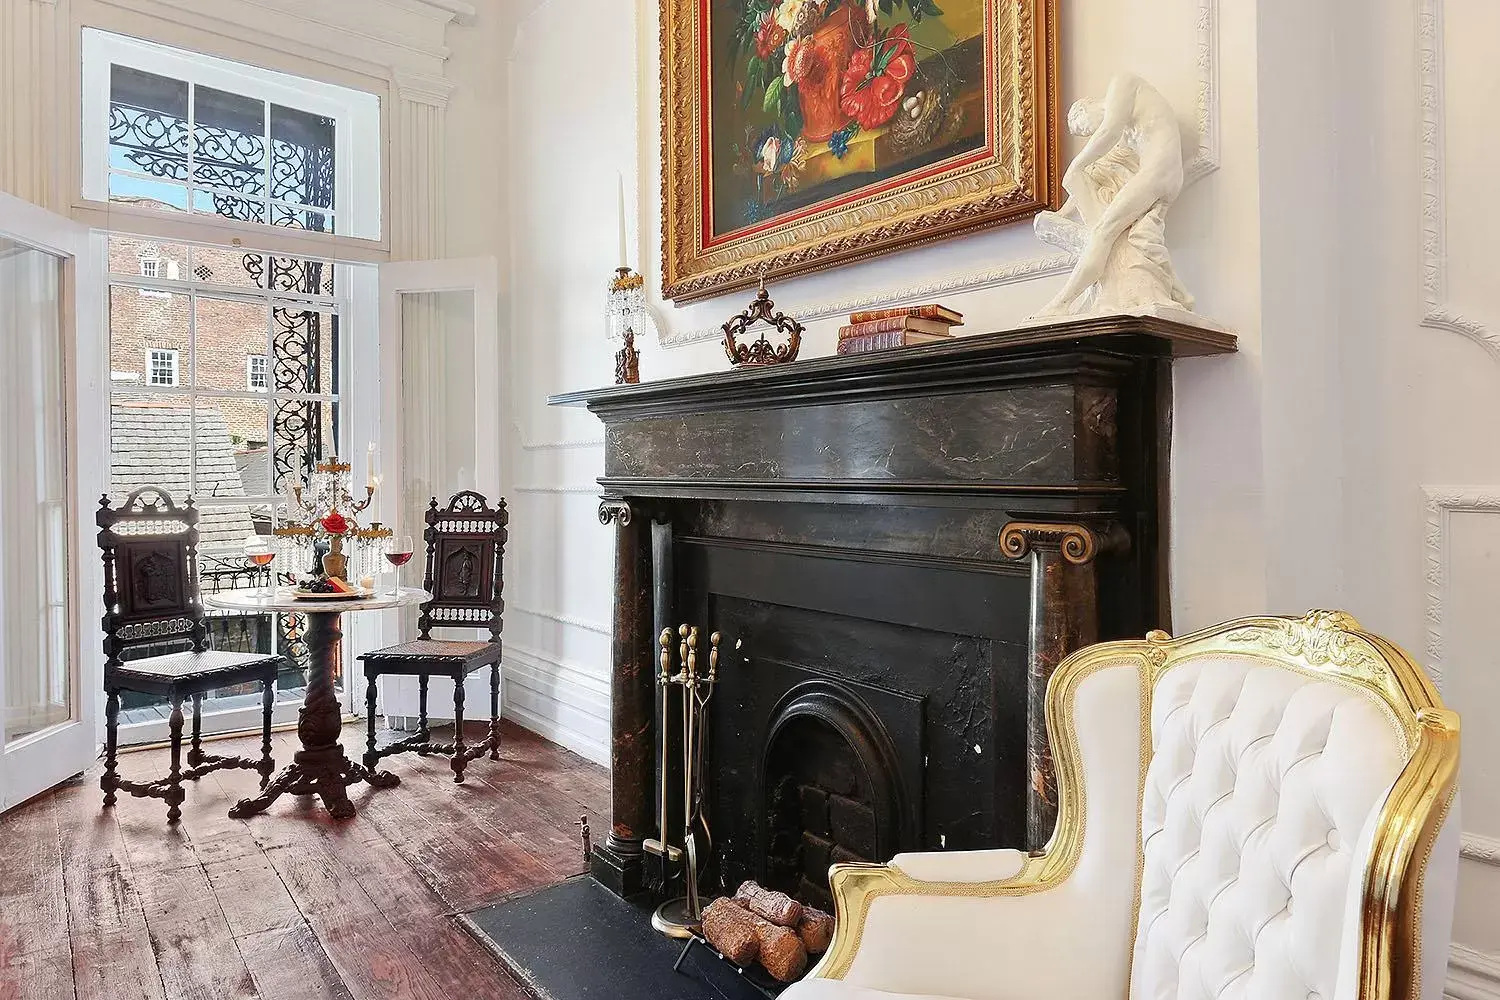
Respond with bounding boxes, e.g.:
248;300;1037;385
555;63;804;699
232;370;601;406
98;488;285;823
358;491;508;784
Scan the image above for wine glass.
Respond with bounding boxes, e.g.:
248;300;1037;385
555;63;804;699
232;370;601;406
243;535;276;598
384;534;415;597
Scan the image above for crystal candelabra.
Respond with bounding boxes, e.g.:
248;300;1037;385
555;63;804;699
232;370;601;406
274;457;392;584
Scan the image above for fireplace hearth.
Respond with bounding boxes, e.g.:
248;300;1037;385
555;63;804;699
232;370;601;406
551;315;1235;903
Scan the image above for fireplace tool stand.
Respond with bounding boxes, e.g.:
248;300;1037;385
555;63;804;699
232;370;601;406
648;625;719;938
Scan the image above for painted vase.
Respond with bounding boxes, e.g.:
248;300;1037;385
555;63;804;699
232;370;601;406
798;6;857;143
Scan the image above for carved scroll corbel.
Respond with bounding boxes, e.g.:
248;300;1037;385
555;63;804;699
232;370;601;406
1000;520;1129;850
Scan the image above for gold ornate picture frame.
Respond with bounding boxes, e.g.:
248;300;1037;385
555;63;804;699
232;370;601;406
661;0;1061;303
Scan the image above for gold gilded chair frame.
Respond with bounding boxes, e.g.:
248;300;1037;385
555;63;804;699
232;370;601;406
807;611;1460;1000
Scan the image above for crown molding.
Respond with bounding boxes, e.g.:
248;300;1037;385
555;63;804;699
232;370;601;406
1417;0;1500;359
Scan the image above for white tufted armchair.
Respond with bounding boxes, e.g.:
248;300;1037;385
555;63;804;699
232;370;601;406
783;611;1460;1000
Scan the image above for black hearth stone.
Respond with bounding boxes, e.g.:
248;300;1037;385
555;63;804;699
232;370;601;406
462;877;774;1000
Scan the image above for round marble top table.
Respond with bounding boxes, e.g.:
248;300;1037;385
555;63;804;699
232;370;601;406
204;586;430;819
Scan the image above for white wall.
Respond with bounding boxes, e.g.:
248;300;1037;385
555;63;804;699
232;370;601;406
498;0;1500;991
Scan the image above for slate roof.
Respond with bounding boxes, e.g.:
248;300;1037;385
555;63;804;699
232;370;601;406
110;401;256;554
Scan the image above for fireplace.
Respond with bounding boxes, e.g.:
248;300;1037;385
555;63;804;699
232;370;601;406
550;315;1236;900
761;675;915;909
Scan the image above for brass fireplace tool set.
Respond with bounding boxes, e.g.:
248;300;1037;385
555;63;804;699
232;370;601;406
646;625;720;938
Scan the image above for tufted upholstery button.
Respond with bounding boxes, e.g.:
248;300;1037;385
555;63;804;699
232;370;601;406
1327;829;1342;851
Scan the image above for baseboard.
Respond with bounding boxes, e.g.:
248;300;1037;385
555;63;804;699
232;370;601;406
503;700;608;767
1449;944;1500;1000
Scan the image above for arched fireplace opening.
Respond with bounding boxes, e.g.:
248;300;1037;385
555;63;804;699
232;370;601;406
759;680;910;911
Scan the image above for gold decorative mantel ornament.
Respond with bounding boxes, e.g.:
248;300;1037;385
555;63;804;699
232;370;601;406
722;276;804;367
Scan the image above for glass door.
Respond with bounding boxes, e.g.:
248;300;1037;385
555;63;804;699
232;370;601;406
0;193;105;811
374;259;500;724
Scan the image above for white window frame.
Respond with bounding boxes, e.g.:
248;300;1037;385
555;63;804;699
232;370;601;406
80;29;382;242
246;353;269;391
139;257;159;279
147;347;179;386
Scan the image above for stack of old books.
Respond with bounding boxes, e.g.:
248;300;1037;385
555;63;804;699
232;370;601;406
835;304;963;355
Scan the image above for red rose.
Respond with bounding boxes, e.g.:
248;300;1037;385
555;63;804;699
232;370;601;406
321;511;349;535
755;12;788;60
839;24;916;130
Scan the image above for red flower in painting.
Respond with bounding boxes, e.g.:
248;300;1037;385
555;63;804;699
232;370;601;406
755;12;788;60
839;24;916;130
321;511;349;535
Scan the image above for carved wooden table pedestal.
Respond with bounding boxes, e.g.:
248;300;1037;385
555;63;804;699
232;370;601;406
205;587;431;820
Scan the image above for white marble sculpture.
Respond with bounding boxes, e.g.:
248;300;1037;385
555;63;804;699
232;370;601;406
1034;73;1195;319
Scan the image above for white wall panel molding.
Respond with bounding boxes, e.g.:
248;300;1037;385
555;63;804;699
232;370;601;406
513;484;605;495
521;438;606;451
1422;486;1500;691
657;0;1221;348
513;606;611;637
394;70;457;109
391;97;448;258
1449;944;1500;1000
1461;832;1500;868
1417;0;1500;360
503;645;610;764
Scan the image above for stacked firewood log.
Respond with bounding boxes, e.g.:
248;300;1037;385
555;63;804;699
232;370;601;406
700;881;835;983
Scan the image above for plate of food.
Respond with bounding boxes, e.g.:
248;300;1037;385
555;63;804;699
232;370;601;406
290;577;372;600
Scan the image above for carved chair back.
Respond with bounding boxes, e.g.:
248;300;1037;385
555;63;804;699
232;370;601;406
416;491;508;643
97;488;207;668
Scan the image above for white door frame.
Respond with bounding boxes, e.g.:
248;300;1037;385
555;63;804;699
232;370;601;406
0;191;106;811
375;257;501;722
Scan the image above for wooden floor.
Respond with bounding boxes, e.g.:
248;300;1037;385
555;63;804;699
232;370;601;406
0;720;609;1000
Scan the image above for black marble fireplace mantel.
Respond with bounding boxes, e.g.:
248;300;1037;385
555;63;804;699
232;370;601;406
549;313;1235;900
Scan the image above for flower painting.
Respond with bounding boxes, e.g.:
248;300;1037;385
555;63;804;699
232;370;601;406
662;0;1060;302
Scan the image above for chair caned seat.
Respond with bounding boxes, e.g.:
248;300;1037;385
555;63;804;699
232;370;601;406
359;638;502;670
107;649;284;687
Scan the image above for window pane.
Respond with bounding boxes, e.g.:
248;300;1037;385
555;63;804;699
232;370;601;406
192;188;266;225
109;393;192;503
108;235;190;277
252;254;335;297
192;402;258;507
108;174;190;213
189;245;263;289
193;296;268;397
109;285;190;388
270;205;333;234
193;85;267;197
270;104;335;213
271;307;338;396
272;399;339;495
109;66;189;181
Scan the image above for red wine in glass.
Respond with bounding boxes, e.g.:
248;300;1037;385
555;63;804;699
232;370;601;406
384;535;414;596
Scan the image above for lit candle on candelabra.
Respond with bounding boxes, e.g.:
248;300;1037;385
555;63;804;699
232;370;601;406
366;442;377;489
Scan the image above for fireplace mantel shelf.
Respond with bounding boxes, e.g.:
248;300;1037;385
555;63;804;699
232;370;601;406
548;314;1235;418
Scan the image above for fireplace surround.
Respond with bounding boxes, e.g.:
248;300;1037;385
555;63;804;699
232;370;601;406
550;314;1235;902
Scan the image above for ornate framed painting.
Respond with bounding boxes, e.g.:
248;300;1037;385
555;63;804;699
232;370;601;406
661;0;1060;303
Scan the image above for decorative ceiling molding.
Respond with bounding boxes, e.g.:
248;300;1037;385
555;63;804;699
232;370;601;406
93;0;465;78
1422;485;1500;693
659;0;1221;348
1417;0;1500;359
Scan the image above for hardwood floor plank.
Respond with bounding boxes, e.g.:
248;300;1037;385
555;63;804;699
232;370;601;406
201;853;350;1000
260;838;452;1000
132;864;260;1000
53;779;166;1000
0;796;76;1000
